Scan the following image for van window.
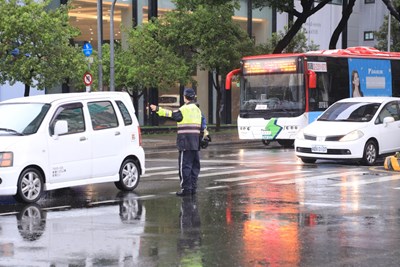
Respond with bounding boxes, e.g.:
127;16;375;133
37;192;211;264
50;103;85;135
88;101;119;130
116;100;133;126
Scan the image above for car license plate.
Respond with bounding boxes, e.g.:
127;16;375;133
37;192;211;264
311;145;327;153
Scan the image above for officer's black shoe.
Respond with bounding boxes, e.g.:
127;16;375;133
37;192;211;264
176;189;192;197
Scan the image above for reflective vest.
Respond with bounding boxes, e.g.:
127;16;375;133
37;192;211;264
157;103;202;151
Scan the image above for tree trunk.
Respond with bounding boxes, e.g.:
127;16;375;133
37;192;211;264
213;68;221;132
24;84;30;97
381;0;400;22
329;0;356;49
273;16;308;54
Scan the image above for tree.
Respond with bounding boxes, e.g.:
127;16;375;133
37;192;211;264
375;14;400;51
0;0;86;96
255;25;319;54
159;0;255;130
101;21;193;112
253;0;330;53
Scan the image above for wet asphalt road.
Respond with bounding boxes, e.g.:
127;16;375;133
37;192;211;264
1;142;400;266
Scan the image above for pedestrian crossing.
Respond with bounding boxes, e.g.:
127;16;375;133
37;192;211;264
144;159;400;189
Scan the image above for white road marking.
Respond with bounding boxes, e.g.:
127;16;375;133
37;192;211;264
164;168;263;180
272;171;366;185
330;174;400;187
215;170;312;182
143;167;234;178
206;185;229;190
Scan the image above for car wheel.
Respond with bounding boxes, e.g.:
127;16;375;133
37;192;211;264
362;140;378;166
115;159;140;191
262;140;270;146
300;157;317;164
14;168;44;203
277;140;294;147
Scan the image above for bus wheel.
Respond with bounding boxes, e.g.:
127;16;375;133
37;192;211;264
362;140;378;166
262;140;270;146
300;157;317;164
277;140;294;147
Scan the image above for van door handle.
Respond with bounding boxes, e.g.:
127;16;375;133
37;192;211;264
80;136;87;141
115;131;121;136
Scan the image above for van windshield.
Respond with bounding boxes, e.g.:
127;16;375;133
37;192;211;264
0;103;51;135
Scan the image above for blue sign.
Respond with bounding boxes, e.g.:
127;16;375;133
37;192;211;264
82;43;93;57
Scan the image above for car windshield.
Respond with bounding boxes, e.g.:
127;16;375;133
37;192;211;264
0;103;51;135
318;102;380;122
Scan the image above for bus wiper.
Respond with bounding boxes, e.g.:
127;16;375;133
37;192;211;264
0;128;24;135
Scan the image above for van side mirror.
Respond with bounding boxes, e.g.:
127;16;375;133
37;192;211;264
54;120;68;136
308;70;316;89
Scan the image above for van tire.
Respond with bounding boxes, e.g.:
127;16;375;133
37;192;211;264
14;168;44;203
115;159;140;191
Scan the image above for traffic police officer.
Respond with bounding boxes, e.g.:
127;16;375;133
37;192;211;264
150;88;204;196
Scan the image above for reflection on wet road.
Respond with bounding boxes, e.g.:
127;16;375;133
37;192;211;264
1;143;400;266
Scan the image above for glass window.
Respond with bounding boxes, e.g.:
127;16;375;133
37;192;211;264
88;101;119;130
116;100;133;126
376;102;400;123
50;103;85;135
364;31;374;41
318;102;380;122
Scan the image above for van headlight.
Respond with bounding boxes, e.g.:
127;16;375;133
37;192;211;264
0;152;13;167
339;130;364;142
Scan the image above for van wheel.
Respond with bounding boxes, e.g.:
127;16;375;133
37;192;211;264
14;168;44;203
362;140;378;166
115;159;140;191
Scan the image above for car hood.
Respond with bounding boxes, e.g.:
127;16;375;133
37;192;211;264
303;121;368;136
0;136;23;150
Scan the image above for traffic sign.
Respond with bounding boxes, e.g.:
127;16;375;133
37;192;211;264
82;43;93;57
83;72;93;86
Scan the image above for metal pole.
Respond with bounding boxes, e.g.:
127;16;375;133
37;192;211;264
388;11;391;52
110;0;117;91
97;0;103;91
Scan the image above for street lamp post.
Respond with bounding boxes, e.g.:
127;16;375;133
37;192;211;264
97;0;103;91
110;0;117;91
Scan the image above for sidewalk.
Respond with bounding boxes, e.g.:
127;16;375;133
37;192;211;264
142;127;257;149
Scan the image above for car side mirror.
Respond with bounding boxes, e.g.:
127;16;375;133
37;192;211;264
54;120;68;137
383;116;395;125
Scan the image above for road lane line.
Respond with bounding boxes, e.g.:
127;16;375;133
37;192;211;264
330;174;400;187
143;167;234;178
214;170;312;182
206;185;229;190
272;171;366;185
164;168;263;180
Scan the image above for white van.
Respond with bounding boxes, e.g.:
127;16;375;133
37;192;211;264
0;92;145;203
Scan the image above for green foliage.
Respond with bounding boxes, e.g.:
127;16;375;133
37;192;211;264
375;15;400;52
163;0;254;75
102;20;192;95
0;0;86;91
255;26;319;54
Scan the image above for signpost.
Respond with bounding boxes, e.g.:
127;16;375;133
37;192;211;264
82;43;93;92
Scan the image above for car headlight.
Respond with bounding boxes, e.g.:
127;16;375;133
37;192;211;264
339;130;364;142
0;152;13;167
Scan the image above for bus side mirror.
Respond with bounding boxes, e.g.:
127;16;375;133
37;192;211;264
308;70;316;89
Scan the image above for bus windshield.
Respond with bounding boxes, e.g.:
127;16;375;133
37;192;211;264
240;73;305;118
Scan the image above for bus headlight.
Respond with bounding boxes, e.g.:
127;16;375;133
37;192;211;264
340;130;364;142
0;152;13;167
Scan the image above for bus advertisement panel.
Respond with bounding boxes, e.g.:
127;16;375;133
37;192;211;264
225;47;400;147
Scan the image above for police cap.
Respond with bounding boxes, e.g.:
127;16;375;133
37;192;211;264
183;88;196;100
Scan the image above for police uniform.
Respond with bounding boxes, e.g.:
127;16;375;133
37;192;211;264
154;89;203;196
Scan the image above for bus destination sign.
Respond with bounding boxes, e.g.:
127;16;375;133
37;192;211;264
243;58;297;75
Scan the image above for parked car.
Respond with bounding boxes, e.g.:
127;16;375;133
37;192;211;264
295;97;400;165
158;94;180;110
0;92;145;203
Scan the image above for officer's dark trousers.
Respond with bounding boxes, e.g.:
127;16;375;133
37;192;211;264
178;150;200;191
